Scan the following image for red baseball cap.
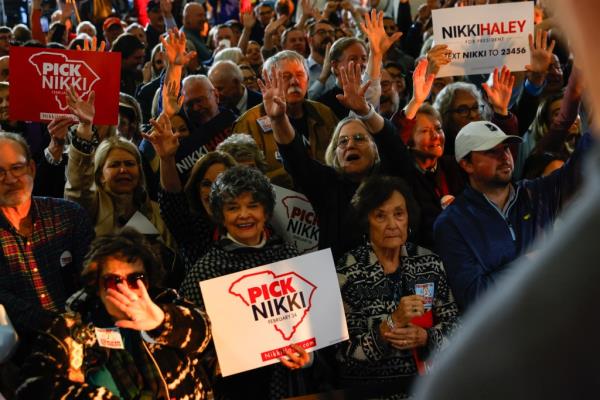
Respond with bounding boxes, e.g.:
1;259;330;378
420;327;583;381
103;17;124;31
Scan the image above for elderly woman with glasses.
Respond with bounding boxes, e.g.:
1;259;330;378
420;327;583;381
336;175;459;398
433;66;519;157
16;229;212;400
261;59;414;260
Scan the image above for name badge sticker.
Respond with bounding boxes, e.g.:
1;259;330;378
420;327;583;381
257;116;273;132
415;283;435;311
95;327;125;349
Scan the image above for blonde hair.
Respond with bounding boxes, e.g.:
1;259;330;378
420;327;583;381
324;117;379;173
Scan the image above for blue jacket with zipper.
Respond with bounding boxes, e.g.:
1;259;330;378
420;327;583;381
434;132;594;312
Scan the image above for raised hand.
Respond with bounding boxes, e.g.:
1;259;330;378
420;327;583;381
426;44;452;75
141;113;181;159
109;281;165;332
482;65;515;116
264;15;288;36
162;80;183;118
160;28;196;66
360;9;402;56
525;29;556;74
258;67;287;119
241;11;257;29
412;58;436;104
66;86;95;126
301;0;319;19
76;36;107;52
336;61;371;115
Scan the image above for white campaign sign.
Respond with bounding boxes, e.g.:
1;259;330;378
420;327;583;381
270;185;319;254
200;249;348;377
432;2;534;77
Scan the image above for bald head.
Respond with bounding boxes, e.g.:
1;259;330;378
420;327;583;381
208;61;245;109
183;3;206;31
181;75;220;124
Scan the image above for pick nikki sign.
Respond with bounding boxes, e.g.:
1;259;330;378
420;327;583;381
200;249;348;377
9;47;121;124
229;270;317;341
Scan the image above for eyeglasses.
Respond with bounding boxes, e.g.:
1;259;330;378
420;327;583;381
315;29;335;37
337;133;368;149
0;163;29;181
381;79;404;89
448;104;484;118
102;272;147;291
105;160;138;169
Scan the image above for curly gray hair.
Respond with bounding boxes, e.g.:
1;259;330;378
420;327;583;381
433;81;491;132
209;165;275;226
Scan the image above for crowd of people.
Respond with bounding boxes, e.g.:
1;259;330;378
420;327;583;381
0;0;594;398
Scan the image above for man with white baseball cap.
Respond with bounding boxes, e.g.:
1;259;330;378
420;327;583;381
433;120;594;312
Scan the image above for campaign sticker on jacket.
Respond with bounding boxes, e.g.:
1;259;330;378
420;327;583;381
59;250;73;267
415;282;435;311
9;46;121;124
432;2;534;77
256;116;273;132
95;327;125;349
200;249;348;377
270;185;319;253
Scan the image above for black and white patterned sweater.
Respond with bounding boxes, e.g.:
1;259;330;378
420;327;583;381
336;243;459;397
179;234;300;308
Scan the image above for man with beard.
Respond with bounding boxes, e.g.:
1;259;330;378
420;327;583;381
233;50;338;189
0;132;93;345
433;120;593;312
306;19;335;96
208;60;262;115
379;66;402;119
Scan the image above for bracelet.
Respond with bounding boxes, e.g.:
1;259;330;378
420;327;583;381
356;104;376;121
385;314;396;330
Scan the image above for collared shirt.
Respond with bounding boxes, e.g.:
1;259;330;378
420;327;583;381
236;87;249;115
0;197;93;334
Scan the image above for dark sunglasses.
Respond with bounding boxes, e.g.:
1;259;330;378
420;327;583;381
102;272;146;291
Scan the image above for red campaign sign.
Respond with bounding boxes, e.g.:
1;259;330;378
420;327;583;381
9;46;121;125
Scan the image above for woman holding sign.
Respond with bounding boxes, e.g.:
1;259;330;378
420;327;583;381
16;229;212;399
176;165;328;400
336;175;459;398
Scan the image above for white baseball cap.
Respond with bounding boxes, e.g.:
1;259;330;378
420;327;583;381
454;121;523;162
